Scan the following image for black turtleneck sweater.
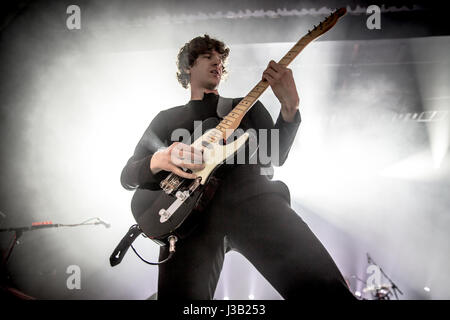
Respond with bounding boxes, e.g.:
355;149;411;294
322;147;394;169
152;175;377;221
121;93;301;204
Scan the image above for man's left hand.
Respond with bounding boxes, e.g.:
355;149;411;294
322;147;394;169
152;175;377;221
262;60;299;122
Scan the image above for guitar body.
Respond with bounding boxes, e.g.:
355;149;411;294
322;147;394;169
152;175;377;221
131;179;206;242
131;121;250;243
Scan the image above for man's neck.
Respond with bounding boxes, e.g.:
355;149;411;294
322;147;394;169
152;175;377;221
190;87;219;101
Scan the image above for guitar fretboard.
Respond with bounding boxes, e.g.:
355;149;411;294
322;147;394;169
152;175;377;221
205;8;346;143
208;34;316;142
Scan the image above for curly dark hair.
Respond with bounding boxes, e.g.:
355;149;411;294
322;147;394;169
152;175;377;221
176;34;230;89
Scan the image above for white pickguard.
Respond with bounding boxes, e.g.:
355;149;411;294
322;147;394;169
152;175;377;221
191;128;249;185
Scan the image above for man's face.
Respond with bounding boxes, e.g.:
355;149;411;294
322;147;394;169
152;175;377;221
188;50;224;90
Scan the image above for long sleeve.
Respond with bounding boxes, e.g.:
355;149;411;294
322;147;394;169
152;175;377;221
215;99;301;203
120;111;170;191
247;100;301;167
272;107;301;166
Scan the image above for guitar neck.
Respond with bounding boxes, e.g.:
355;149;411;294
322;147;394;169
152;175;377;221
209;7;347;142
215;34;316;140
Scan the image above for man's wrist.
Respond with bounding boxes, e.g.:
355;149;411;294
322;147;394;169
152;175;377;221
150;152;162;175
281;106;299;122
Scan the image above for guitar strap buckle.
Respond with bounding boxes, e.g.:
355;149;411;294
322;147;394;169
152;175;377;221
109;224;142;267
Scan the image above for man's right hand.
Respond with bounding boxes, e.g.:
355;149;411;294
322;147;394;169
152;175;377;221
150;142;205;179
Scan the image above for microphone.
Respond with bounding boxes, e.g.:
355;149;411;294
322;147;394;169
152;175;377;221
96;218;111;228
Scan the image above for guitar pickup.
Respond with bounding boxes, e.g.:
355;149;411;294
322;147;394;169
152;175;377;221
160;181;174;195
160;173;183;195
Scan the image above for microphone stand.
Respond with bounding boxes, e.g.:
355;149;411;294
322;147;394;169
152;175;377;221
367;253;403;300
1;217;109;266
0;216;109;299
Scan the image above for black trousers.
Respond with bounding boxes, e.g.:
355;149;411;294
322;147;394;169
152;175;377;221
157;192;355;300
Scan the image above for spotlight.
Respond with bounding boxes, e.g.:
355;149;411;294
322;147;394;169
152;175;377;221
248;294;254;300
354;291;361;297
224;296;229;300
424;287;431;292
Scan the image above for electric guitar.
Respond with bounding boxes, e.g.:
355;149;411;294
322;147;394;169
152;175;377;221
131;7;347;245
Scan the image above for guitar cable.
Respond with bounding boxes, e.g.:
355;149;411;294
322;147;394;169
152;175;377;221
130;231;178;265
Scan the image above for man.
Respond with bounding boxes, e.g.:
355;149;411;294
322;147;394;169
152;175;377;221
121;34;354;300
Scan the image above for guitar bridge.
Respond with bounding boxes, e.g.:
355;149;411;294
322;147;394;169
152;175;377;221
160;173;184;194
159;177;202;223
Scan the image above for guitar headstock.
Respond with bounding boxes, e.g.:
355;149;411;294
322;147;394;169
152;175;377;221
307;7;347;40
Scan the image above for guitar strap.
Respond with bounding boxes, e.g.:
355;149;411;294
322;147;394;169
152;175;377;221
216;96;234;119
193;96;233;212
109;224;142;267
